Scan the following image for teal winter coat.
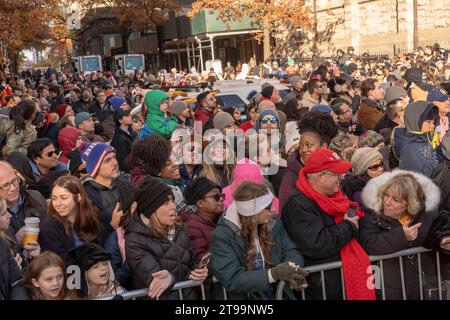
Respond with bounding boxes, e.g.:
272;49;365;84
211;209;304;300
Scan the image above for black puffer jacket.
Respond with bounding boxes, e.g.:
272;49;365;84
359;169;443;300
125;214;197;300
0;238;29;300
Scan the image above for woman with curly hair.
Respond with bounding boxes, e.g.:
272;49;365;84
211;181;308;300
279;111;338;209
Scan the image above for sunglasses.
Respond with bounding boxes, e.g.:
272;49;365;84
203;193;225;202
260;117;278;124
368;163;384;171
44;150;58;158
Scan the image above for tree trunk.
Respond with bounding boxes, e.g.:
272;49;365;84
263;18;270;62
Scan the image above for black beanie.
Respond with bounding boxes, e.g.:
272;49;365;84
184;177;221;205
261;85;275;99
136;178;174;217
69;243;111;273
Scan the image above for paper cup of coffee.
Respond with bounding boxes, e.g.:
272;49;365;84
24;217;40;228
23;226;39;246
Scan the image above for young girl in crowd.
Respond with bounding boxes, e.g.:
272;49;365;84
70;243;125;299
25;251;74;300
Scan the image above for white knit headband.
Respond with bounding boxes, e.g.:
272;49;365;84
235;193;274;216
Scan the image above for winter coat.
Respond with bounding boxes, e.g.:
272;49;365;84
89;101;113;123
341;174;371;206
394;102;439;177
104;229;132;289
301;91;321;110
39;217;76;266
0;238;29;300
57;126;80;164
144;91;177;139
6;189;48;238
100;115;116;141
279;152;304;211
359;170;443;299
211;209;304;300
125;214;197;300
110;127;136;173
281;189;358;300
179;164;202;187
194;107;214;126
0;116;37;156
223;159;280;215
379;144;399;171
374;114;398;134
83;177;137;238
129;158;148;187
180;210;217;263
356;97;385;131
431;158;450;211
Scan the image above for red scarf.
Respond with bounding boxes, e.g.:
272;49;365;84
296;169;375;300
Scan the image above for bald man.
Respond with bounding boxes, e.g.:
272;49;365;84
0;161;47;239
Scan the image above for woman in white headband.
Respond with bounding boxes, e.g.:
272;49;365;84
211;181;309;300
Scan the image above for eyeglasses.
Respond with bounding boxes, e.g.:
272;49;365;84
260;117;278;124
132;116;140;123
367;163;384;171
320;171;345;179
203;193;225;202
0;176;20;191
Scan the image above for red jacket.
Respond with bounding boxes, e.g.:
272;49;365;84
239;120;254;133
180;210;216;263
194;107;214;126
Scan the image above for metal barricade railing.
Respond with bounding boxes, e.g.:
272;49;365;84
96;277;226;301
276;247;448;300
97;247;447;301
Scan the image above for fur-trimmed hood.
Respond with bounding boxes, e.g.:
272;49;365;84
361;169;441;215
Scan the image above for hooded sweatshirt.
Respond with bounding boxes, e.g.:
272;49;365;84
144;90;178;139
57;126;81;164
394;101;440;177
222;158;280;215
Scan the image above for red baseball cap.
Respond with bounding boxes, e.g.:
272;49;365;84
303;149;352;174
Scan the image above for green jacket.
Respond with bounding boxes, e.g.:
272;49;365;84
211;208;304;300
144;90;178;139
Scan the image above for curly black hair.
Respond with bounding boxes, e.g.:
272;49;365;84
128;135;171;176
297;111;338;145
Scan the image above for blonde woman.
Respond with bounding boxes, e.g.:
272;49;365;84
360;170;447;299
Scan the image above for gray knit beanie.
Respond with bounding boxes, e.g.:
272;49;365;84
213;112;235;130
172;101;188;116
350;147;382;177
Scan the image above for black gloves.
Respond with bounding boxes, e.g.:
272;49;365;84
270;262;310;291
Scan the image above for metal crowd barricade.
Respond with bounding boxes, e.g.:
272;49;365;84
276;247;447;300
97;247;447;301
96;277;227;301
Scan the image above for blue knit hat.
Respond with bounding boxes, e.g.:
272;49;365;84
255;109;280;132
79;143;116;178
110;96;127;111
311;104;332;114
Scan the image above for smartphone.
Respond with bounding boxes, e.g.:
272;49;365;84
347;205;357;218
197;253;211;269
